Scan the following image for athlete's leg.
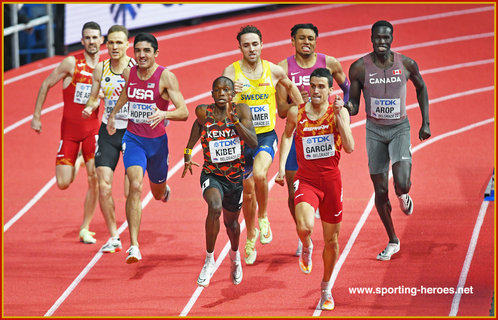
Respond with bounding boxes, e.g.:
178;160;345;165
150;181;166;200
252;151;273;220
321;221;341;282
295;202;316;248
242;177;257;239
97;166;118;237
126;165;144;247
392;161;412;196
203;187;223;253
370;172;398;243
224;208;241;252
285;170;297;222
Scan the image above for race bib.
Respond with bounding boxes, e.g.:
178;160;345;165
105;99;129;120
302;134;335;160
370;97;401;120
250;104;271;127
128;101;155;124
209;137;241;163
73;82;92;104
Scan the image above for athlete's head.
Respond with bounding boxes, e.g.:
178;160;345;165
81;22;103;56
237;25;263;64
309;68;334;105
133;33;159;69
106;25;129;60
212;76;235;106
371;20;393;55
291;23;319;57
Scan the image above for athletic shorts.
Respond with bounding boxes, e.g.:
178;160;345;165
285;136;298;171
200;171;243;212
366;118;412;174
122;131;169;184
294;170;343;224
95;122;126;170
243;129;278;179
56;134;97;166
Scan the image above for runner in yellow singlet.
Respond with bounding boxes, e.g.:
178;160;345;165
222;25;303;265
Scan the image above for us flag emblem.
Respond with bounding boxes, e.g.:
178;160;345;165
392;69;402;75
148;83;155;88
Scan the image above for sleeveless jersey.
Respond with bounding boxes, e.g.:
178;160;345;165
363;52;407;126
201;105;244;180
100;58;136;129
61;53;100;140
232;60;276;135
126;65;170;138
287;53;327;93
295;103;342;176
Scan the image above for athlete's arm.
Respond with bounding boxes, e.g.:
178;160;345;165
107;68;130;135
83;61;103;119
31;56;75;133
181;104;207;178
333;95;355;153
404;55;431;141
326;55;350;102
275;106;297;186
222;64;243;94
346;58;365;116
272;63;304;107
275;59;294;119
157;69;189;124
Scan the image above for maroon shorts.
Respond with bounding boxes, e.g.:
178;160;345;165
56;134;97;166
294;170;343;224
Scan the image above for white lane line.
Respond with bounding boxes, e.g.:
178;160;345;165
312;118;494;316
43;144;202;316
449;200;490;316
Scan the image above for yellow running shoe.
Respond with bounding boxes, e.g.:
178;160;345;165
244;228;259;265
258;216;272;244
79;228;96;244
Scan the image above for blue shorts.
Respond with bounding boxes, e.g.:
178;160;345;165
243;129;278;179
122;131;169;184
285;136;298;171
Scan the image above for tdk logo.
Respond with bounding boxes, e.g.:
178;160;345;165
251;106;267;113
375;99;397;106
128;88;153;100
307;136;331;144
215;140;237;148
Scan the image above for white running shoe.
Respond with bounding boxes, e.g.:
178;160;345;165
299;241;313;274
229;250;243;285
197;257;215;287
101;237;122;253
258;217;272;244
320;290;335;310
79;228;96;244
244;228;259;265
126;245;142;264
398;194;413;215
161;184;171;202
295;239;303;257
376;241;400;261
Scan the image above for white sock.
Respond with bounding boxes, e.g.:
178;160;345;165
398;193;408;200
321;281;332;292
229;249;240;261
206;251;214;262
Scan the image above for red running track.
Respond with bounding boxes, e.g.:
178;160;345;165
2;3;495;318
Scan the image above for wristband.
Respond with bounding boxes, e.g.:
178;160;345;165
233;120;240;126
184;148;192;155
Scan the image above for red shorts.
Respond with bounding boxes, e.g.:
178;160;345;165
294;170;343;224
56;134;97;166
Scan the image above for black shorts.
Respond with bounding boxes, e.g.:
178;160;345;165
95;122;126;170
200;171;243;212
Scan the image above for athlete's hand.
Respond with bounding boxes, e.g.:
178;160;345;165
226;102;239;124
31;117;42;134
106;116;116;135
419;122;431;141
332;95;344;115
275;169;286;187
82;106;93;119
233;80;244;94
182;159;200;178
148;106;166;129
300;85;309;102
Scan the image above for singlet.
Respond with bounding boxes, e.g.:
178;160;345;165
61;53;100;139
201;105;244;180
363;52;407;126
126;65;170;138
232;60;276;135
100;58;136;129
287;53;327;93
295;103;342;176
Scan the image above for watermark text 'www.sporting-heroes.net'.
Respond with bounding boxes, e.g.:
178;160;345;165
349;286;474;297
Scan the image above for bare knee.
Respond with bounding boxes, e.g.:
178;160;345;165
207;201;223;220
323;232;340;252
129;179;143;197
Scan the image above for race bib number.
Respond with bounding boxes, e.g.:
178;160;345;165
209;137;241;163
105;99;129;120
73;82;91;104
370;98;401;120
250;104;271;127
128;102;155;124
302;134;335;160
